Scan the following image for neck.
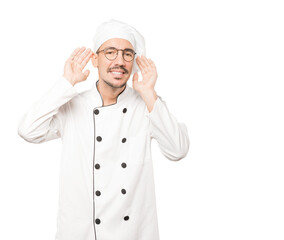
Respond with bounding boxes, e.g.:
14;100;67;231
97;79;126;106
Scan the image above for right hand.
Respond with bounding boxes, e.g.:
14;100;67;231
63;47;94;86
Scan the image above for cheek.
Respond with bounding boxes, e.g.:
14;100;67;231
97;60;112;72
126;63;133;71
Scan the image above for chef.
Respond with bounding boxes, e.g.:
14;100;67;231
18;19;190;240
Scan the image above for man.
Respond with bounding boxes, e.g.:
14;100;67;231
18;19;190;240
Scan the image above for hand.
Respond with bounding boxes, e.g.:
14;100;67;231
63;47;94;86
132;55;158;93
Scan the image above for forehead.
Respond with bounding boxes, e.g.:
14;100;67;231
99;38;134;50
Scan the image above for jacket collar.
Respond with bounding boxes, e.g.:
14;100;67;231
93;79;130;108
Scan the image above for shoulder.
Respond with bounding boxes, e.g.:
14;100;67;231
126;85;146;105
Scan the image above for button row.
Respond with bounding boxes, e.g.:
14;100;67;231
94;162;127;169
94;188;127;197
93;107;128;115
95;215;129;225
96;136;127;143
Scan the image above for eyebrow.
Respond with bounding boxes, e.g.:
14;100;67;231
124;48;135;52
105;47;135;51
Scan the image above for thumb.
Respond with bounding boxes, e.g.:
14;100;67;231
83;69;90;78
132;72;138;83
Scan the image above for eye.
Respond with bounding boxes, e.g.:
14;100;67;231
106;50;115;55
125;51;134;57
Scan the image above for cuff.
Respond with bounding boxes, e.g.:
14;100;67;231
145;95;163;117
55;76;79;97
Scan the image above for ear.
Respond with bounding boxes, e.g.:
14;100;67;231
91;53;98;68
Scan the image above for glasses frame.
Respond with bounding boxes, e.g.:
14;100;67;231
96;47;136;62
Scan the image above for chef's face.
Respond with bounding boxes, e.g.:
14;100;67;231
91;38;134;89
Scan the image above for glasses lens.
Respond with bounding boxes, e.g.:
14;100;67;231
124;50;135;61
104;48;117;60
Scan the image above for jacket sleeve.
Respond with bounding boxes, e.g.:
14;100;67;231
17;76;79;144
145;95;190;161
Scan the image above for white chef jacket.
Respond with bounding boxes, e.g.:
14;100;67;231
18;76;190;240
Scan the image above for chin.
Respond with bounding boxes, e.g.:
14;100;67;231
103;78;127;89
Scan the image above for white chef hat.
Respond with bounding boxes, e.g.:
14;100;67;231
93;19;146;74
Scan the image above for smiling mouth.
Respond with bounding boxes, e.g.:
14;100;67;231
110;71;125;75
109;70;127;79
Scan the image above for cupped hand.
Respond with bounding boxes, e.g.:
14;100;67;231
63;47;94;86
132;55;158;93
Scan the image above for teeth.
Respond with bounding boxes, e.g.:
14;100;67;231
112;72;123;75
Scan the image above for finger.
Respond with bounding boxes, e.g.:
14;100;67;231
73;47;86;62
80;51;93;69
141;55;151;69
136;56;147;73
67;47;81;62
148;59;157;70
77;48;91;64
135;57;142;70
139;55;152;73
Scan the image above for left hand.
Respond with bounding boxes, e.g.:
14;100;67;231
132;55;158;94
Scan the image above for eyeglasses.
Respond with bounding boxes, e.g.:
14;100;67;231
96;47;136;62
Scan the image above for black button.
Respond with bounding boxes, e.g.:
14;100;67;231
95;218;101;224
124;216;129;221
95;190;101;196
96;136;102;142
95;163;100;169
122;138;127;143
94;109;100;115
121;162;127;168
121;189;126;194
122;108;127;113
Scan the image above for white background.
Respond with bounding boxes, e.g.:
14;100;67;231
0;0;284;239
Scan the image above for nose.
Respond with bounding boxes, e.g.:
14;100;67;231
113;50;126;65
